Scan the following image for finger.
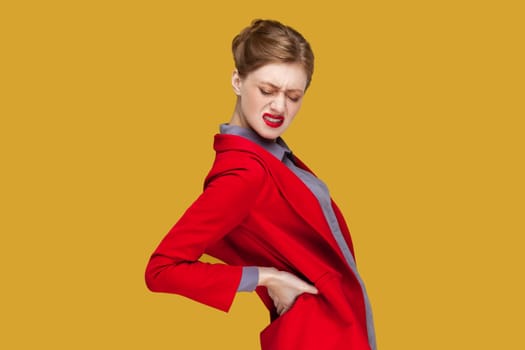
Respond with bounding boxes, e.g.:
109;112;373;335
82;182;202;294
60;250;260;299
272;297;280;309
277;304;286;315
280;305;289;315
302;284;319;295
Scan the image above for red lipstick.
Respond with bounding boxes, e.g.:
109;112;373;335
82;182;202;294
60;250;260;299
262;113;284;128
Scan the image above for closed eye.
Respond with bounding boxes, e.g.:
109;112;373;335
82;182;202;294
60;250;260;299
259;88;273;96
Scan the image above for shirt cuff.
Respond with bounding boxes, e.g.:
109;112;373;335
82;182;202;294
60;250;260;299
237;266;259;292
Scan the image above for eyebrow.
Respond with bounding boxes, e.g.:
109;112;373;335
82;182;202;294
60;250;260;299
259;82;304;94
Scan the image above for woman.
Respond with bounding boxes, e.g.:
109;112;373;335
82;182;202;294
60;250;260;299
145;19;377;350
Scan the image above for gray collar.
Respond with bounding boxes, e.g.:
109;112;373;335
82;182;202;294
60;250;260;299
219;123;292;161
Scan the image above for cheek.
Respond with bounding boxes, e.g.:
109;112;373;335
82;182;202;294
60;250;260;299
243;91;267;112
287;102;303;118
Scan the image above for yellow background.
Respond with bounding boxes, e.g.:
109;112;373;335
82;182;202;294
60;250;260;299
1;1;523;349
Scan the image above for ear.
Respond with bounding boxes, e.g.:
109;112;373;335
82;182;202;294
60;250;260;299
231;69;242;96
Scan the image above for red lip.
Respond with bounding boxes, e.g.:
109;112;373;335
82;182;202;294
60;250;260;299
262;113;284;128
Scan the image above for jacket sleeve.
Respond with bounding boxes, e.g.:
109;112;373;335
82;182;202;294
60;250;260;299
145;155;266;312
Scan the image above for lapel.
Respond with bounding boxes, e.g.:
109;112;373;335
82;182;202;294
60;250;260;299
214;134;349;267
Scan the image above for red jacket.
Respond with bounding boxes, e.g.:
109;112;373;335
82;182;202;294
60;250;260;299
145;134;372;350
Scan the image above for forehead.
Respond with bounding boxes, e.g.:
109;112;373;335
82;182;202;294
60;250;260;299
247;62;307;91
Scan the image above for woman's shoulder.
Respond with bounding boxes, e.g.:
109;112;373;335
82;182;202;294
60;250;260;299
213;133;271;167
210;149;267;177
205;138;269;189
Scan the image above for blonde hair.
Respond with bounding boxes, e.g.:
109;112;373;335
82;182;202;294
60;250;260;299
232;19;314;89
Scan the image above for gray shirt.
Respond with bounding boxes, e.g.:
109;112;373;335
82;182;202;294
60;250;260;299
222;124;376;350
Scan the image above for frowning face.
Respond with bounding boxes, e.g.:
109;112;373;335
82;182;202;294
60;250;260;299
230;62;308;140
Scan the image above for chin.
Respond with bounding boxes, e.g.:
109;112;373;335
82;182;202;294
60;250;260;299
255;128;283;141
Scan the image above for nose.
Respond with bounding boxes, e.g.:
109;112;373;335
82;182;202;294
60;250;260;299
270;93;286;115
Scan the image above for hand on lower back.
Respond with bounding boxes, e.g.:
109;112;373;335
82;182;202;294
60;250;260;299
258;267;319;315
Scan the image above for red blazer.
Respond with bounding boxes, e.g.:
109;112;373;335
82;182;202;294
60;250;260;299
145;134;372;350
